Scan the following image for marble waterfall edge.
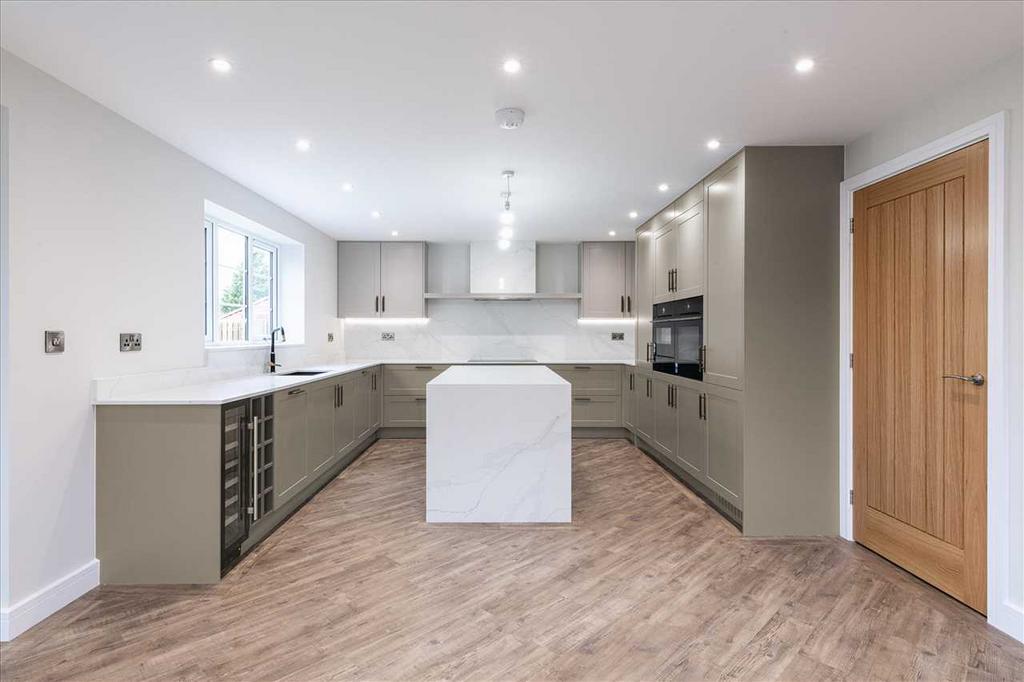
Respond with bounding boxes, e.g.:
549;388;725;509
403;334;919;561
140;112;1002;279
425;365;571;523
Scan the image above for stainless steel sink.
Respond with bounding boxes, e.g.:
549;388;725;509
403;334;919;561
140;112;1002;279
280;370;327;376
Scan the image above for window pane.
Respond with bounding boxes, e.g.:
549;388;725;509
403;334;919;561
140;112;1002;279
250;244;273;341
216;228;247;342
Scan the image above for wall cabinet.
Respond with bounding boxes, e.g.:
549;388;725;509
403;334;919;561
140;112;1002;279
653;224;679;304
703;155;744;389
581;242;635;318
338;242;425;318
635;231;654;368
274;387;309;506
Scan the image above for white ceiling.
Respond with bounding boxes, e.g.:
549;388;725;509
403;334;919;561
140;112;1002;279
1;1;1021;241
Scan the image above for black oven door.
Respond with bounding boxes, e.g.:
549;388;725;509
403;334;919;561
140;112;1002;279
652;312;703;380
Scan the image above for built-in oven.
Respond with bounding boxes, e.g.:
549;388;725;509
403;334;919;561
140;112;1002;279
652;296;704;380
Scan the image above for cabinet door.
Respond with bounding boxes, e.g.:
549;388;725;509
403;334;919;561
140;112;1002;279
705;389;743;509
338;242;381;318
653;378;678;458
636;375;655;443
571;396;621;427
635;229;654;368
369;368;382;430
274;388;308;506
674;205;704;298
352;370;371;442
307;381;336;477
621;370;635;430
581;242;626;318
624;242;635;317
673;384;706;478
704;155;744;389
380;242;425;318
653;225;679;304
383;395;427;427
334;377;356;458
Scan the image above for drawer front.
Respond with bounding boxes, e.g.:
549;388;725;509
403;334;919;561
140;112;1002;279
383;364;450;396
571;396;621;427
383;395;428;427
548;365;621;396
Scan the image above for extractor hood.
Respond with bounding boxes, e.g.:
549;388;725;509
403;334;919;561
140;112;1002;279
469;240;536;294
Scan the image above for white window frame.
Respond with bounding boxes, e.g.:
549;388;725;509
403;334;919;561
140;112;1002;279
204;216;280;345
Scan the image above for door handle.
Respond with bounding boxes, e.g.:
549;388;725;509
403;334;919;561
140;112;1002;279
381;295;385;313
375;295;379;313
699;345;706;374
627;295;631;314
942;373;985;386
699;393;706;420
621;295;625;314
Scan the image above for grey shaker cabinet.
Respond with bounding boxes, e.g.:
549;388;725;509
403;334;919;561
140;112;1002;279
581;242;634;318
337;242;382;318
337;242;425;318
635;229;654;368
673;383;706;478
703;154;744;390
635;374;656;443
653;377;678;459
274;387;309;507
705;388;743;509
307;380;337;477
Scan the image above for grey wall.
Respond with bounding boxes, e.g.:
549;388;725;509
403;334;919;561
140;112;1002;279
742;146;845;536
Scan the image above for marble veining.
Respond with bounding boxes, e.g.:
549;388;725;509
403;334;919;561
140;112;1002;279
470;240;536;293
426;365;572;523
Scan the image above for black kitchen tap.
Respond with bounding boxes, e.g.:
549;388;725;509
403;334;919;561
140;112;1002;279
268;327;286;373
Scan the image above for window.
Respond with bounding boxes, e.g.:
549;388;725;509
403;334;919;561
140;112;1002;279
204;218;279;344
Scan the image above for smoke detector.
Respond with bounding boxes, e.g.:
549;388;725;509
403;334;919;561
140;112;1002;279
495;107;525;130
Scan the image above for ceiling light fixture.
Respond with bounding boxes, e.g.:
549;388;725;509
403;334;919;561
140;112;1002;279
706;138;721;150
341;182;354;192
371;210;381;219
629;211;639;219
497;239;511;250
391;230;399;237
295;138;311;152
658;183;669;192
502;58;522;74
499;170;516;231
499;227;514;240
608;231;617;237
495;107;526;130
795;57;815;73
208;57;232;74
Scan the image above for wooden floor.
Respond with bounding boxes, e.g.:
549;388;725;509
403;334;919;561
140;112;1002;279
2;439;1021;681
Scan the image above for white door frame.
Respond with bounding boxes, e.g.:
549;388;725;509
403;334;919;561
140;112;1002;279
838;111;1018;640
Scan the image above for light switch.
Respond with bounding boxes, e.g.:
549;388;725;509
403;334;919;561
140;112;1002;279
44;330;65;354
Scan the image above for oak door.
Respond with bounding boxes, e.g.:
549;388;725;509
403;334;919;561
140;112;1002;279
853;141;988;613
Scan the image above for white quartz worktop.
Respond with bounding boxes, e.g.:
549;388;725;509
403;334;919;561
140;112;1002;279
93;358;633;406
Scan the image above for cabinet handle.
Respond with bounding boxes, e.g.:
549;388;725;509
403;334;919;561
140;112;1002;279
647;378;651;398
699;345;707;374
627;295;631;314
340;385;344;406
629;373;634;391
375;295;379;313
620;295;625;313
573;366;592;370
667;269;672;292
414;365;434;370
574;397;592;402
381;295;385;313
414;397;426;402
288;388;305;396
699;393;706;420
250;415;259;522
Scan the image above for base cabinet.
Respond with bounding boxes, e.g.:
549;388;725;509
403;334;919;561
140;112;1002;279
673;384;706;478
653;377;678;457
274;388;309;506
369;366;382;429
571;396;621;427
308;381;337;476
705;389;743;508
622;369;637;430
636;375;656;442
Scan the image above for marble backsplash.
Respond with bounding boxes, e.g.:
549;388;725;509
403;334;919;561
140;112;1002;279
343;300;635;362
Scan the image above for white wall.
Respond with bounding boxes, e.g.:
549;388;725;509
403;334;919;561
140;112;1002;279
844;49;1023;638
0;50;340;638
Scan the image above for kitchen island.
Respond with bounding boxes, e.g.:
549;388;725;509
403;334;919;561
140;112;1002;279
425;365;572;523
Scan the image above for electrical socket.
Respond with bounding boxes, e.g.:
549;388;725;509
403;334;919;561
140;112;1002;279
327;332;335;342
611;332;625;341
119;333;142;352
381;332;395;341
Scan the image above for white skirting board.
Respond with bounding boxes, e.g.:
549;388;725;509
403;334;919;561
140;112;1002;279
0;559;99;641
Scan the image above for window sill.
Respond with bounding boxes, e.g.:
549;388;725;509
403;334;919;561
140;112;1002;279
205;341;306;353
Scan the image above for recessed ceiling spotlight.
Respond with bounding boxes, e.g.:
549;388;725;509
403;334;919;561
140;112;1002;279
795;57;815;73
391;230;399;237
208;57;232;74
706;138;721;150
371;210;381;219
497;239;511;250
608;230;617;237
295;138;311;152
499;227;514;240
341;182;354;192
658;183;669;192
628;211;639;219
502;58;522;74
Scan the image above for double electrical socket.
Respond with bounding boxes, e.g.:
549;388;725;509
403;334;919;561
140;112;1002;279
119;333;143;352
381;331;395;341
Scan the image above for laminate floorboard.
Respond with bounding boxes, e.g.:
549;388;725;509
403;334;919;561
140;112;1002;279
2;439;1021;681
